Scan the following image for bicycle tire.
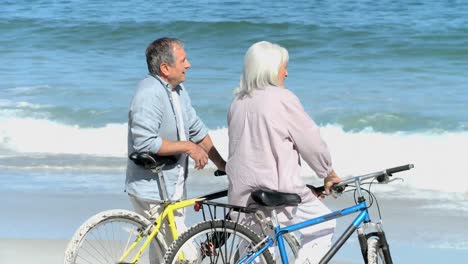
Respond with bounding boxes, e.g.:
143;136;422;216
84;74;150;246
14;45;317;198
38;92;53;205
283;232;300;262
366;238;386;264
64;209;166;264
164;219;274;264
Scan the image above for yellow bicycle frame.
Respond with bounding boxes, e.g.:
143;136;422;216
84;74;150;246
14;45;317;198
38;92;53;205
117;197;205;264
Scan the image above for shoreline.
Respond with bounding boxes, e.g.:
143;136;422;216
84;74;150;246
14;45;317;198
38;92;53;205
1;237;467;264
1;174;467;263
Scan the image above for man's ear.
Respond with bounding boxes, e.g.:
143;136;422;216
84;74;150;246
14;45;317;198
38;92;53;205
160;63;170;76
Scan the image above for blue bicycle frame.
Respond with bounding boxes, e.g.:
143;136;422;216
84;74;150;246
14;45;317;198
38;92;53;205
238;201;370;264
236;164;415;264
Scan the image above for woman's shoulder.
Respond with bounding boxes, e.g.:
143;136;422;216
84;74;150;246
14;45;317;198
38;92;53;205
264;86;300;103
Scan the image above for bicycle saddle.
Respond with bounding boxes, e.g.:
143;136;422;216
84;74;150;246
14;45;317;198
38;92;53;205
251;189;301;207
129;152;177;170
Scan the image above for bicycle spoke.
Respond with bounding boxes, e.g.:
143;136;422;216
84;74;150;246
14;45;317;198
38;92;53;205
65;210;156;264
165;220;273;264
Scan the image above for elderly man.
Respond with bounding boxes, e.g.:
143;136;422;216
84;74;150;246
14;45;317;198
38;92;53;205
126;37;226;262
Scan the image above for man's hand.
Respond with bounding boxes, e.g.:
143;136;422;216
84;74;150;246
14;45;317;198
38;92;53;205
324;170;342;195
196;135;226;172
187;142;209;169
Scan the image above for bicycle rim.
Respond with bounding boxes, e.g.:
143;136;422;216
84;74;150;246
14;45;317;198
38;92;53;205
164;220;274;264
282;233;300;263
65;210;164;264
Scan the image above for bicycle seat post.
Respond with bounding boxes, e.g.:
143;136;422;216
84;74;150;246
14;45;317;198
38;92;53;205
151;165;170;201
270;208;279;227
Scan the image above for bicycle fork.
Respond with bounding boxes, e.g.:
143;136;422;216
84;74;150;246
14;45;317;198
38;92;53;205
357;222;393;264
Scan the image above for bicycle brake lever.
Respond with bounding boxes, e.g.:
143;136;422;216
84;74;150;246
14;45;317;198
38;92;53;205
388;177;404;183
306;184;327;197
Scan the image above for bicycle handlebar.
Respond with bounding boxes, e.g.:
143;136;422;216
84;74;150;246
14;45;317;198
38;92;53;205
214;170;226;176
191;171;227;200
308;164;414;196
196;189;228;200
386;164;413;175
336;164;414;187
129;152;227;177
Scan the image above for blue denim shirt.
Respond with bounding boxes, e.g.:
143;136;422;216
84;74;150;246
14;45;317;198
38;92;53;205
126;74;208;200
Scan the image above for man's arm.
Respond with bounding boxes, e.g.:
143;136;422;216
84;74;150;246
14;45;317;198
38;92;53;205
180;87;225;170
157;139;209;170
196;135;226;172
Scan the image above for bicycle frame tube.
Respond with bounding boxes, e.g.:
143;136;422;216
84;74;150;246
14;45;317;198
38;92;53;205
118;197;204;263
237;237;274;264
164;198;204;240
277;225;289;263
274;201;369;264
118;211;165;263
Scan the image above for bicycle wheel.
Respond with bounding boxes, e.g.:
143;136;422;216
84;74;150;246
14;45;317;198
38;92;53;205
64;209;166;264
282;232;300;263
366;237;388;264
164;219;274;264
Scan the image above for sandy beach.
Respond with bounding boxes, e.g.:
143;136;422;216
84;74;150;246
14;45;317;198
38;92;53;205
1;173;467;264
0;238;67;263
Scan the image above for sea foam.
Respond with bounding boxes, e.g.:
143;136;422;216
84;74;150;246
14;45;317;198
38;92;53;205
1;117;467;194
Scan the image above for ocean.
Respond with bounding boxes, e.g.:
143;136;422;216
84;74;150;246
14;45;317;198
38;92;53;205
1;1;467;263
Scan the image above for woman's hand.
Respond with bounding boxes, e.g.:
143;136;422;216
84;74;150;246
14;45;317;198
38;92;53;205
324;170;342;195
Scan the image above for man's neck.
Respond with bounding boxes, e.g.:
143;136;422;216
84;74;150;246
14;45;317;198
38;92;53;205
155;74;178;90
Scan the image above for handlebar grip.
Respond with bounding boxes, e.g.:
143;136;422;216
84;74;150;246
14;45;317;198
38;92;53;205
332;185;346;194
307;184;345;196
386;164;414;175
214;170;226;176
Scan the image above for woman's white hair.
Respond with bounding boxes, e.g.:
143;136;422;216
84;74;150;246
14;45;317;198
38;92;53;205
235;41;289;99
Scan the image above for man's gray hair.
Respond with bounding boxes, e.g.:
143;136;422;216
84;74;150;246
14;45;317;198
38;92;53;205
235;41;289;99
146;37;184;75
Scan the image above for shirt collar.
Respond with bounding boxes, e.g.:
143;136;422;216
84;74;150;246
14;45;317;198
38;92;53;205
151;74;182;93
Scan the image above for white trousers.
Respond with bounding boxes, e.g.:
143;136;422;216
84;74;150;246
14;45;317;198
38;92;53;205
241;198;336;264
278;199;336;264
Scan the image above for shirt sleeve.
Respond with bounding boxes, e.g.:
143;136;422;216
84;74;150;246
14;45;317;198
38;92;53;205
281;90;333;178
183;88;209;143
129;85;164;154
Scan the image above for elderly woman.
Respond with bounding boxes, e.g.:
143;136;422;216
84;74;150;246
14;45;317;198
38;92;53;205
226;41;342;263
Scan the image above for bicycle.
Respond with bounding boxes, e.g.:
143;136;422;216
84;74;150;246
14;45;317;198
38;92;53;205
175;193;301;264
163;164;414;264
64;152;228;264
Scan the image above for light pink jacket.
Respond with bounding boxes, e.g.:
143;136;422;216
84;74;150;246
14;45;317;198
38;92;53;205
226;86;333;209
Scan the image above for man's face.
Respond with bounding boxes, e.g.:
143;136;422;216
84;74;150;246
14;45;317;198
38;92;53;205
166;45;191;88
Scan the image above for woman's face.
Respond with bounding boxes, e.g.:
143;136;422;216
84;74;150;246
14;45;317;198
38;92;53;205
278;62;288;86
